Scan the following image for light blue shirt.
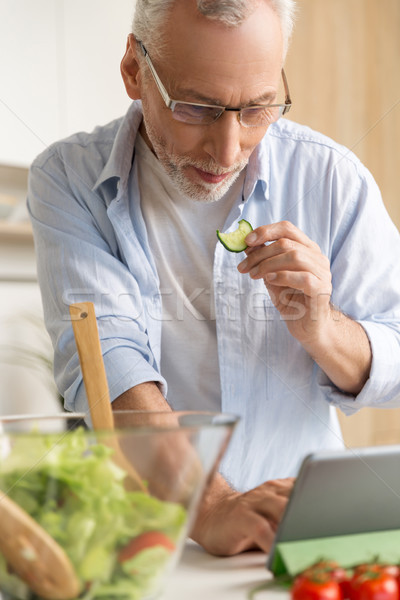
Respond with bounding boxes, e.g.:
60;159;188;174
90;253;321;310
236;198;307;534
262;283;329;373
28;101;400;491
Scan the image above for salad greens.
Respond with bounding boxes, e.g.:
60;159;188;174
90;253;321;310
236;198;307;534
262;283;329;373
0;427;187;600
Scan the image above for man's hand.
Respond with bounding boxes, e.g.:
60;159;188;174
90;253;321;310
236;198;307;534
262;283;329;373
237;220;372;394
238;220;332;346
114;385;294;556
190;474;294;556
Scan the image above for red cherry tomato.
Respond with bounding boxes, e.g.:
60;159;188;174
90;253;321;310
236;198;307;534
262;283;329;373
304;561;349;584
291;574;343;600
117;531;175;563
349;570;399;600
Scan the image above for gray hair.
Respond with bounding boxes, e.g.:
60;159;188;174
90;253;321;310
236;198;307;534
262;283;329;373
132;0;297;60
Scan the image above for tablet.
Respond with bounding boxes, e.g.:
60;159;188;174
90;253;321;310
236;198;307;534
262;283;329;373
267;444;400;570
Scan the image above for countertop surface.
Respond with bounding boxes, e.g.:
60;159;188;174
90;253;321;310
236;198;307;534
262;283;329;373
0;541;286;600
162;541;286;600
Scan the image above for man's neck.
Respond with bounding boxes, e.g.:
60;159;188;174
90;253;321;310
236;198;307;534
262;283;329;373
139;121;156;156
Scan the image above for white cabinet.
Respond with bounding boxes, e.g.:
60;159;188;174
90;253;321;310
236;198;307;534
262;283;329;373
0;226;61;416
0;0;134;167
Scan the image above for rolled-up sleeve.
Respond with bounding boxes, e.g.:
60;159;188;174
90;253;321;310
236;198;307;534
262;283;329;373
321;161;400;414
27;141;166;414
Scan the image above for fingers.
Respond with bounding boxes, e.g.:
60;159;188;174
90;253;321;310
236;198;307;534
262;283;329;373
266;270;330;297
226;481;293;554
243;243;328;278
266;477;295;497
191;478;293;556
236;479;293;526
245;220;319;250
239;223;331;297
243;237;326;272
235;512;277;555
240;245;329;287
250;485;290;522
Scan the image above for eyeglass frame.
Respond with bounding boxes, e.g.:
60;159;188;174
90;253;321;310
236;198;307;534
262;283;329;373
138;40;292;127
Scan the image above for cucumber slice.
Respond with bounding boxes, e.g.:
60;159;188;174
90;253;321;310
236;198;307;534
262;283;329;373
216;219;253;252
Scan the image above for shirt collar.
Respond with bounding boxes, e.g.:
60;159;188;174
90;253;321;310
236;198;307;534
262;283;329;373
92;101;143;195
243;130;270;202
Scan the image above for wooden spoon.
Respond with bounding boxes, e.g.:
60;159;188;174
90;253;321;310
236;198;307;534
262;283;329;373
69;301;147;492
0;490;80;599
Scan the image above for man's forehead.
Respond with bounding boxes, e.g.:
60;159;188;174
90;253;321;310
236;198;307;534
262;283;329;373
160;49;282;108
162;0;283;66
138;0;284;110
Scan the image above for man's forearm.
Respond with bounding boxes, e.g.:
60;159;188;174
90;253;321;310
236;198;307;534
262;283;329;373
303;306;372;395
112;381;170;411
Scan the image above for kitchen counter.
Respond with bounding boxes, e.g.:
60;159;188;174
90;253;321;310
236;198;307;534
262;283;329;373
0;541;286;600
163;541;286;600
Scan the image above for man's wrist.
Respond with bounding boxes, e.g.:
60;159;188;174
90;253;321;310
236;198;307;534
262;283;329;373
301;302;344;356
302;304;372;394
190;473;238;542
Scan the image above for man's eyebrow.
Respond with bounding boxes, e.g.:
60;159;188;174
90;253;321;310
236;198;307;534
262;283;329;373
175;87;277;106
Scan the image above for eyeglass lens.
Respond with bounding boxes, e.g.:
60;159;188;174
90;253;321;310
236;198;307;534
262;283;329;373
172;103;224;124
171;103;285;127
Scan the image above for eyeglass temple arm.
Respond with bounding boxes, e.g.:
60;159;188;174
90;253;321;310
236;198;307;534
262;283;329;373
138;41;172;107
281;68;291;114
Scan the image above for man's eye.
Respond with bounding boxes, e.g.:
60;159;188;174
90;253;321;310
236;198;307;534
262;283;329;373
242;105;280;125
173;103;221;123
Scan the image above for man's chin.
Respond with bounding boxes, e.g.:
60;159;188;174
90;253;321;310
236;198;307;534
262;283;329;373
180;184;231;204
177;170;242;204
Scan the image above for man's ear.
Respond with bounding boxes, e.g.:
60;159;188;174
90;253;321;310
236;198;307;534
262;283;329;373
120;34;142;99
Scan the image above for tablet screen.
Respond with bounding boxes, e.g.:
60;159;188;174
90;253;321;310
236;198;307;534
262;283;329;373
267;444;400;569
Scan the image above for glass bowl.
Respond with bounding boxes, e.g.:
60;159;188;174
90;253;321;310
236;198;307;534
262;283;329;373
0;411;238;600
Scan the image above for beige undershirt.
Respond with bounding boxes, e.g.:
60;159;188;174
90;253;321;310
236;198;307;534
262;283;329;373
136;133;244;410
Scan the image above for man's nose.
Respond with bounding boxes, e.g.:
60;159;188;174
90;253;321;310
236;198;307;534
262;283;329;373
202;111;243;168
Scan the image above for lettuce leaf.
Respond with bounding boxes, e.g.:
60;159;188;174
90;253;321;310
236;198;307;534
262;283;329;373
0;427;187;599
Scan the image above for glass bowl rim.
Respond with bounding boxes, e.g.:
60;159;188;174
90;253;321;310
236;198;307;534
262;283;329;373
0;410;240;435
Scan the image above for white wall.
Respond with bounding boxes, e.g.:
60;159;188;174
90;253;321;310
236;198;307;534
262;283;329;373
0;0;135;167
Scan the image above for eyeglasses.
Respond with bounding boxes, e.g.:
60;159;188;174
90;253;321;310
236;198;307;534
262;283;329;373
138;41;292;128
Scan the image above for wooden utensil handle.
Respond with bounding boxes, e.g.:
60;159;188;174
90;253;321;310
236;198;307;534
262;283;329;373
0;491;80;599
69;302;148;493
69;302;113;431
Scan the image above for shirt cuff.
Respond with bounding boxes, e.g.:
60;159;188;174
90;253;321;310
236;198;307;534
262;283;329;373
355;320;400;408
63;346;167;417
317;320;400;415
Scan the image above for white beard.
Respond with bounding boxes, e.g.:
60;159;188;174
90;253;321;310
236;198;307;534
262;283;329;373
141;112;247;204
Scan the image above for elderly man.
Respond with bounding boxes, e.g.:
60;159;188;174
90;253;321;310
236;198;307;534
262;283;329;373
28;0;400;556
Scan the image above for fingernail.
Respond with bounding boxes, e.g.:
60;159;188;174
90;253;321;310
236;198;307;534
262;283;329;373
265;272;277;281
238;259;248;272
246;233;257;244
250;266;259;278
